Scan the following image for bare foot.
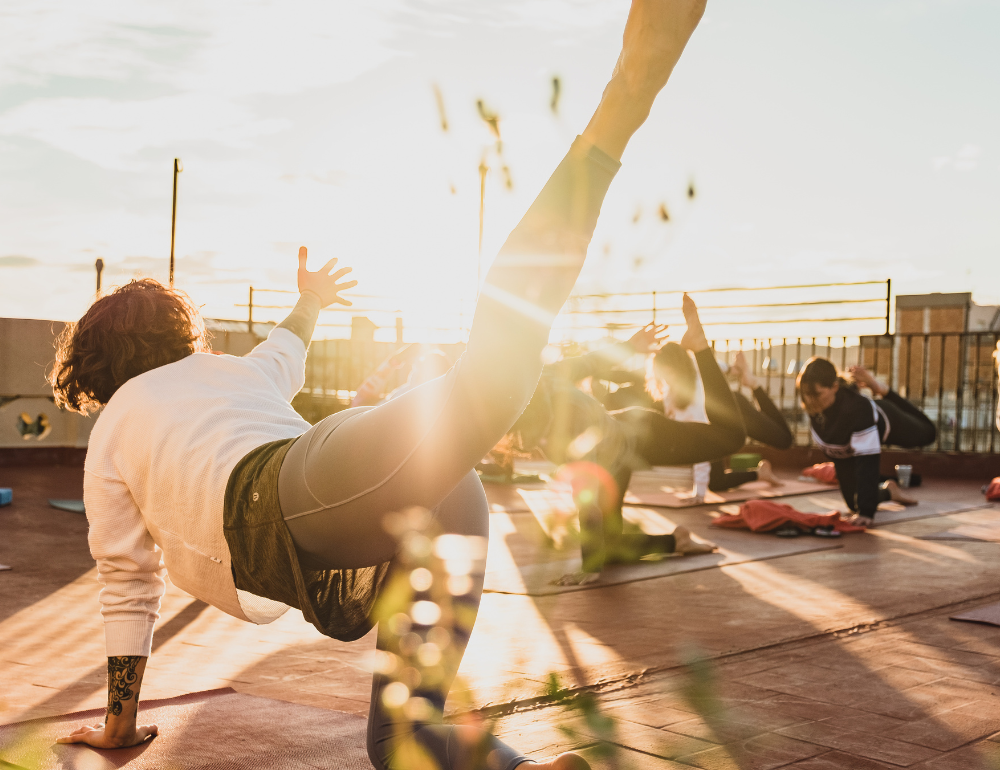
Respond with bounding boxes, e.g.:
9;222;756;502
885;479;918;506
552;571;601;587
755;459;783;487
679;293;709;353
732;351;759;389
728;351;745;383
848;365;889;397
673;525;717;555
528;752;591;770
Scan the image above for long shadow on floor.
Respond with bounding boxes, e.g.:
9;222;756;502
0;465;93;625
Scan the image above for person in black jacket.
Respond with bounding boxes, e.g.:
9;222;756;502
797;357;936;525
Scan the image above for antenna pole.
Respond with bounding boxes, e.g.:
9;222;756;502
170;158;183;287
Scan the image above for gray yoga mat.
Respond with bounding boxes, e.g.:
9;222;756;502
483;507;844;596
0;689;374;770
786;492;984;528
951;602;1000;627
919;523;1000;542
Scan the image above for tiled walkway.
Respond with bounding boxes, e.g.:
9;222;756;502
3;464;1000;768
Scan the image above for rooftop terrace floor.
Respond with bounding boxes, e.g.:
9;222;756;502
3;464;1000;768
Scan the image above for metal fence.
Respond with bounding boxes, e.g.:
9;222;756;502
294;331;999;455
710;332;1000;455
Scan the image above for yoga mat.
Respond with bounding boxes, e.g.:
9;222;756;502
951;602;1000;627
787;493;987;528
48;499;86;514
483;506;842;596
919;523;1000;542
623;476;837;508
0;689;374;770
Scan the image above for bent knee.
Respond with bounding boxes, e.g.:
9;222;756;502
432;470;489;538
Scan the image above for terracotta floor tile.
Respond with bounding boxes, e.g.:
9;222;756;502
573;743;696;770
666;714;771;744
603;700;695;729
818;711;908;736
893;654;1000;685
601;720;718;760
886;707;1000;752
678;731;826;770
786;749;896;769
914;742;1000;770
776;720;939;766
766;696;855;723
891;642;998;668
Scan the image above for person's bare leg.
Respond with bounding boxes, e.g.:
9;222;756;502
673;526;717;554
755;459;783;487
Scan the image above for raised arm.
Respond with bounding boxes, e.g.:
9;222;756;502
245;246;358;399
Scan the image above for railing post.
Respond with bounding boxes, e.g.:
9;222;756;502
955;332;968;452
885;277;891;336
248;286;254;334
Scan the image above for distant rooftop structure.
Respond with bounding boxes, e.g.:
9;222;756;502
895;292;1000;334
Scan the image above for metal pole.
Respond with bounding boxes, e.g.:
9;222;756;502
248;286;254;334
885;278;891;336
95;258;104;296
652;291;656;324
169;158;183;287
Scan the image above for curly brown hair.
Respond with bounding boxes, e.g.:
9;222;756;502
51;278;207;414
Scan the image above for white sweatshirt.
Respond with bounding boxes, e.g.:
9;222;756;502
84;328;311;657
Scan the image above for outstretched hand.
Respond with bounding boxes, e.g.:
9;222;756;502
628;322;669;354
297;246;358;309
57;722;158;749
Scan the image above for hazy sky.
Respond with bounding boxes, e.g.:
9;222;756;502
1;0;998;340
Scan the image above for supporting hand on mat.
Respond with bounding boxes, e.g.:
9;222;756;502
57;721;158;749
297;246;358;308
58;655;155;749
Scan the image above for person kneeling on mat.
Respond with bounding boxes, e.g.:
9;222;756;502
798;358;936;527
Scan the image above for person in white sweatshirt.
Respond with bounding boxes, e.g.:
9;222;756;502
50;2;708;767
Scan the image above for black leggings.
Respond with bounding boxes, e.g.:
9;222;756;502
573;349;746;573
834;391;936;518
276;140;618;770
708;387;793;492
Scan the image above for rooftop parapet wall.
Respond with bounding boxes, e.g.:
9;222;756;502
0;317;95;450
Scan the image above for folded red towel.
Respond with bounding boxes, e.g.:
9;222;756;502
801;462;837;484
711;499;867;533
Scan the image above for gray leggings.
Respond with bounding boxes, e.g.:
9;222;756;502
276;139;620;770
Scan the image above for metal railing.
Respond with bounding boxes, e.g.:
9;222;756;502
708;332;999;455
293;331;999;455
